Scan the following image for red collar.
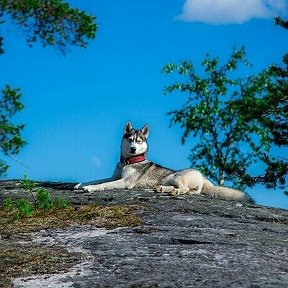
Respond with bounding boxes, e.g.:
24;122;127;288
120;154;146;165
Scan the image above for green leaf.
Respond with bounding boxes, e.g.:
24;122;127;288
162;46;286;189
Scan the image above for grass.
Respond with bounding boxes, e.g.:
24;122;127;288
0;198;143;287
0;204;143;235
0;175;144;286
0;242;83;288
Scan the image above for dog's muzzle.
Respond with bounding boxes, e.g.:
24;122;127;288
130;147;136;153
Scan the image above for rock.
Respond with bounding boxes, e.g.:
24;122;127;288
0;180;288;287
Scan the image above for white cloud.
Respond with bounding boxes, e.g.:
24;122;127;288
177;0;288;24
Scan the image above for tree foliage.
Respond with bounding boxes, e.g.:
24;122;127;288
230;17;288;190
0;0;97;53
0;0;97;176
0;85;25;175
162;47;275;189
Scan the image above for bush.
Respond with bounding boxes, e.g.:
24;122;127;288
35;188;52;210
0;175;71;220
15;198;33;217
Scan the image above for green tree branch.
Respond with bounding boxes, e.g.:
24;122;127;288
162;47;274;189
0;0;97;176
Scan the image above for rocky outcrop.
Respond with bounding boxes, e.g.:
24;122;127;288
1;180;288;287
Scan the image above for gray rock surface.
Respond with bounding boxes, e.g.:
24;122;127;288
1;180;288;287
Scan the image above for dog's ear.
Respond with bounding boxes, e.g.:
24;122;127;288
141;124;149;139
124;121;133;134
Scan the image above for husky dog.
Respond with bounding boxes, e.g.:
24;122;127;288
75;121;252;202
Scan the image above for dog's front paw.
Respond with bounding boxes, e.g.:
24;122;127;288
74;183;83;190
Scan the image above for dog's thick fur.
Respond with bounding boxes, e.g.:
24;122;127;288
75;121;252;202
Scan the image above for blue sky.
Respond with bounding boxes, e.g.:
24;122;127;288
1;0;287;209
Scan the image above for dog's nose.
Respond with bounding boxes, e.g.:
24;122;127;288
130;147;136;153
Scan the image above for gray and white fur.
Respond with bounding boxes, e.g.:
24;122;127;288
75;121;252;202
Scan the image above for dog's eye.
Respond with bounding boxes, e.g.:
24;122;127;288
137;139;143;144
127;138;133;143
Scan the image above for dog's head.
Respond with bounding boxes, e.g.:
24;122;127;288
121;121;149;159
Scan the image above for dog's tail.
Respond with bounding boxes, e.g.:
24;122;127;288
202;179;253;203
